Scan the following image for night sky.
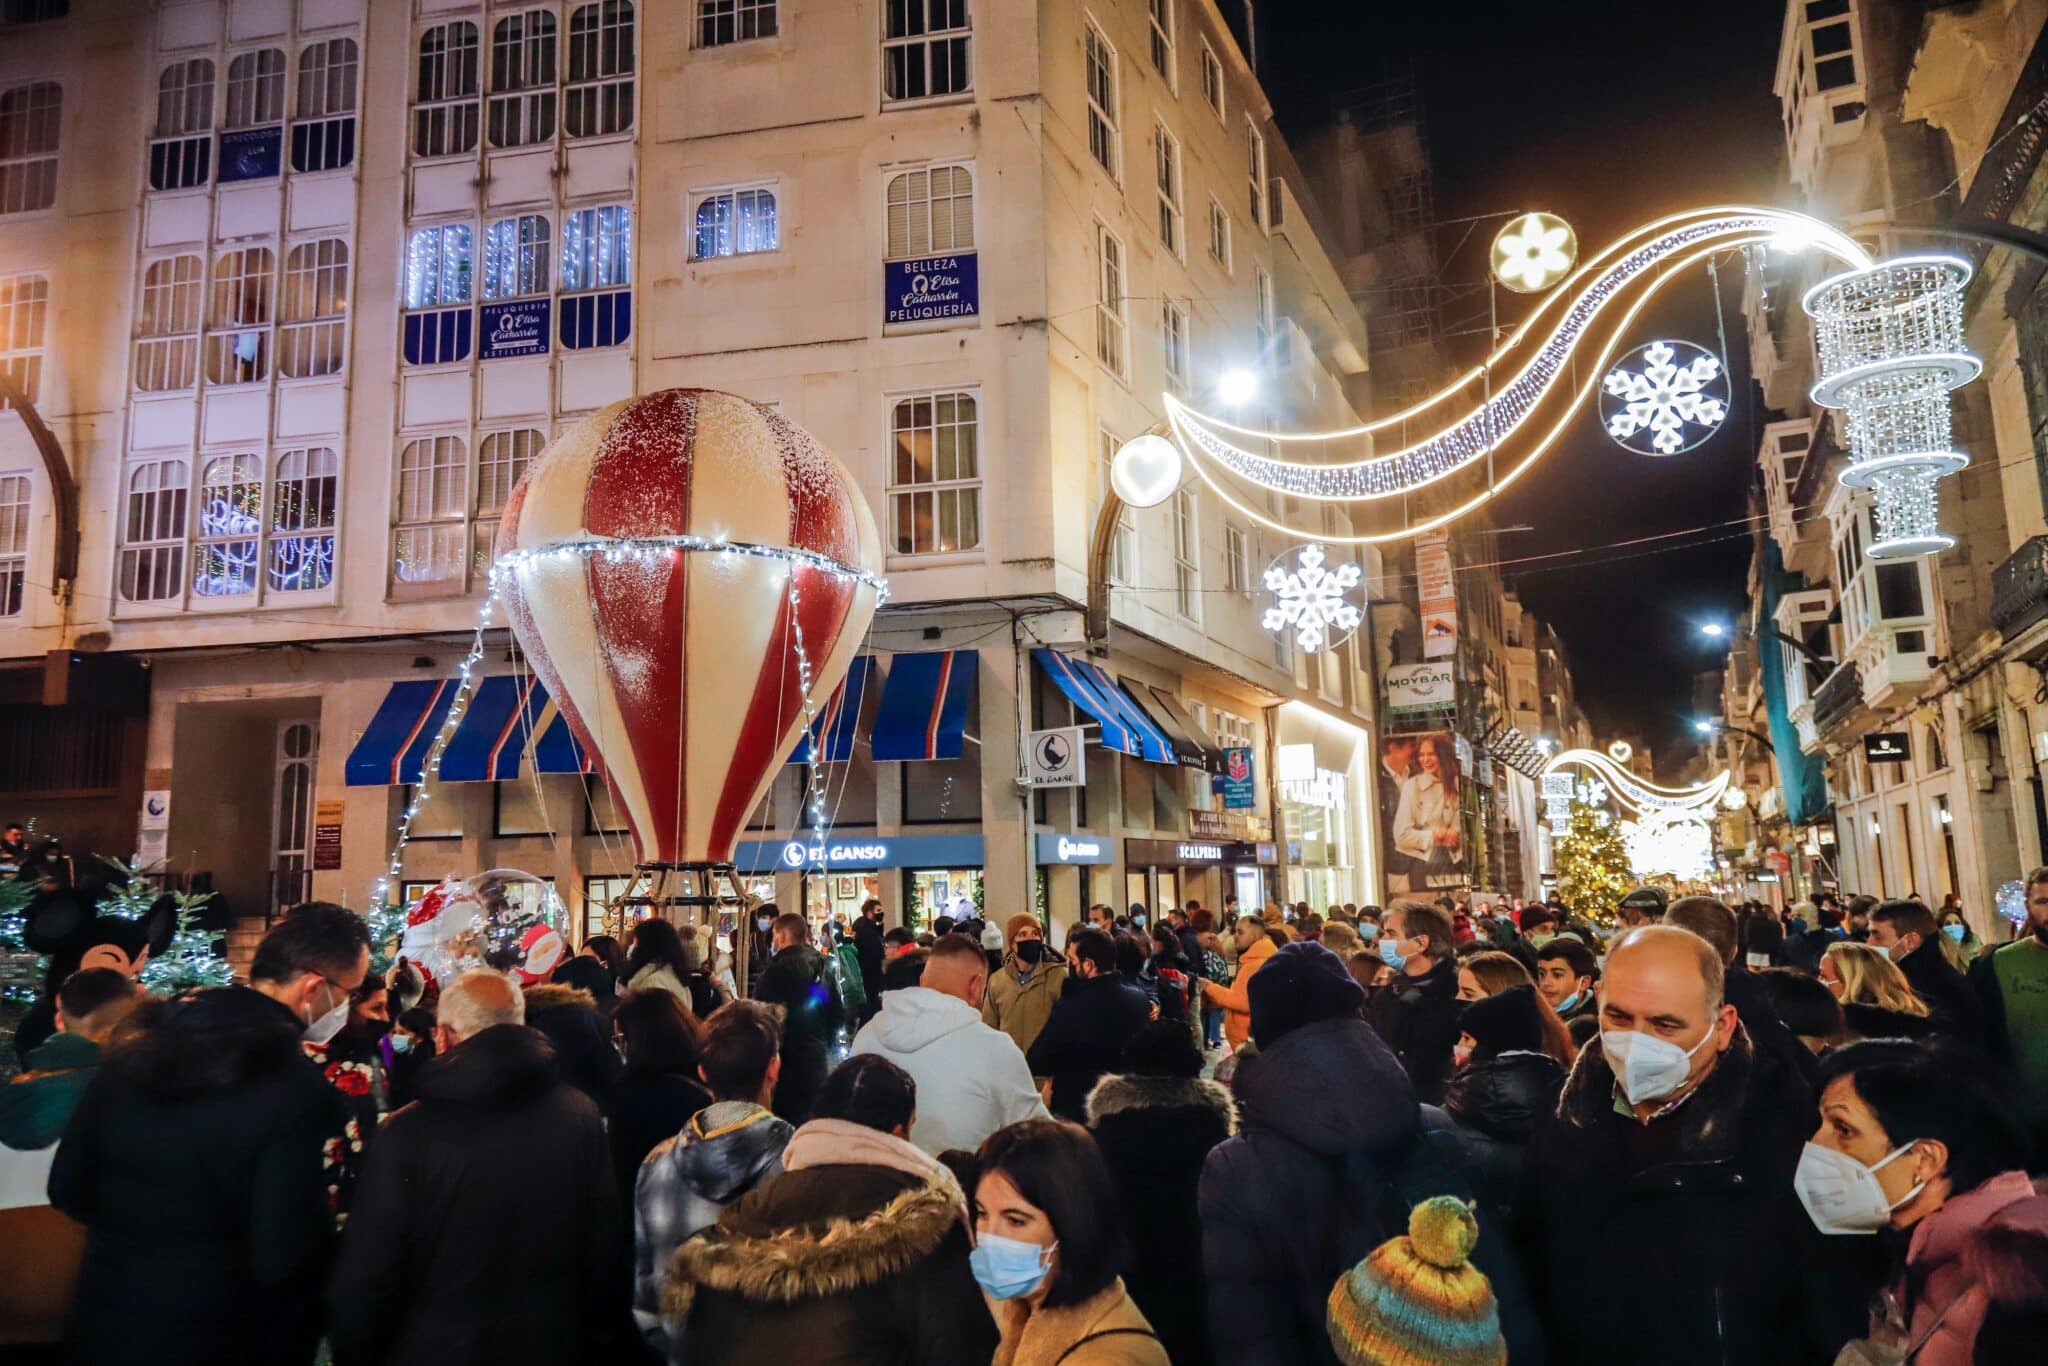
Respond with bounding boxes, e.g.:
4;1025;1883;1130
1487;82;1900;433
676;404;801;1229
1259;0;1789;773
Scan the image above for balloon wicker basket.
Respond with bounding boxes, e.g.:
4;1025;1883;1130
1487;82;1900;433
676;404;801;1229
617;862;755;987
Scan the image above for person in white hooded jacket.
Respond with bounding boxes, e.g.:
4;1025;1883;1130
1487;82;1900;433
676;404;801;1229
849;933;1047;1154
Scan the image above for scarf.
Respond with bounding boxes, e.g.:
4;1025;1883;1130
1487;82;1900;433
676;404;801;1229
780;1117;967;1217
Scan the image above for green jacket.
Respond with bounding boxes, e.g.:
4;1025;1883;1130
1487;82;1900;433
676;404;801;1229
0;1031;101;1149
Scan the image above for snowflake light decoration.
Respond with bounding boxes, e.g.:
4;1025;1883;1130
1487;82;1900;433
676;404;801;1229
1491;211;1577;293
1600;340;1729;455
1261;544;1363;654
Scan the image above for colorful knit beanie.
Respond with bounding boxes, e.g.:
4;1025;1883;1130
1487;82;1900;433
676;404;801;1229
1326;1196;1506;1366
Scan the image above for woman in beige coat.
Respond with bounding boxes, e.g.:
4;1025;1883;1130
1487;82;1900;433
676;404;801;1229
974;1120;1167;1366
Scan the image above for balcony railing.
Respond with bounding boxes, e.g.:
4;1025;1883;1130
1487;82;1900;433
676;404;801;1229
1812;660;1864;735
1993;535;2048;640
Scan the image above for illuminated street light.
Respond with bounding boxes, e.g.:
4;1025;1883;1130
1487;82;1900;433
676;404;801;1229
1216;368;1259;407
1699;621;1728;639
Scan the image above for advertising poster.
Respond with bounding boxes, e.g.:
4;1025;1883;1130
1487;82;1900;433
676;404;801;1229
1220;746;1256;809
1378;729;1467;893
1416;530;1458;659
884;253;980;326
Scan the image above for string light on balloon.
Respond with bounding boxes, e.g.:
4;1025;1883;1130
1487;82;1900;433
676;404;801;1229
1599;340;1729;455
1260;544;1363;654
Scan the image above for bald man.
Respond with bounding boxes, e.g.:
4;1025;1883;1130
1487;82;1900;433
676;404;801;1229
329;971;633;1362
851;933;1047;1154
1519;925;1872;1366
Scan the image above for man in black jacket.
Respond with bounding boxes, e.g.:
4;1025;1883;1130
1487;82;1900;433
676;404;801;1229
1365;900;1463;1103
328;970;631;1366
50;903;367;1365
1026;926;1152;1120
1667;895;1820;1090
1520;925;1874;1366
851;898;886;1014
1868;899;1986;1047
751;911;840;1123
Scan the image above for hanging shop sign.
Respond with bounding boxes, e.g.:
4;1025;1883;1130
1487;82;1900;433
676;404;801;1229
1189;809;1271;842
313;799;345;872
1218;746;1257;809
1417;530;1457;659
733;832;986;874
1034;833;1112;865
1385;662;1456;714
218;126;282;183
1024;726;1085;788
1863;732;1910;765
480;299;553;360
884;253;980;326
1124;837;1263;866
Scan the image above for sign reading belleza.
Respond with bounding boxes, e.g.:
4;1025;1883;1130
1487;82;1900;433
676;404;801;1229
885;254;979;325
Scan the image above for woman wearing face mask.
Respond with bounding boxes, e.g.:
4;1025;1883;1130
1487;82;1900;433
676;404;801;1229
973;1119;1168;1365
1821;941;1938;1043
1935;911;1980;971
1796;1039;2048;1364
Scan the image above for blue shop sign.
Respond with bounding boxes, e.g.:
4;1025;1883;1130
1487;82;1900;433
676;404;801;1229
733;832;986;874
884;253;979;326
218;126;282;183
480;298;552;360
1034;833;1113;865
1218;746;1257;809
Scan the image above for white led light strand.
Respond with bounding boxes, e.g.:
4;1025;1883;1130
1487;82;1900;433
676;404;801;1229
1540;747;1730;818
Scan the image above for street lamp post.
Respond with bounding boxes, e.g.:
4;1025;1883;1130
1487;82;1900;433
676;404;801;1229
1700;619;1831;669
1694;718;1775;754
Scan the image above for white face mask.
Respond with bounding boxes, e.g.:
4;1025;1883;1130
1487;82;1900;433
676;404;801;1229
1793;1141;1924;1235
304;992;350;1046
1602;1024;1718;1106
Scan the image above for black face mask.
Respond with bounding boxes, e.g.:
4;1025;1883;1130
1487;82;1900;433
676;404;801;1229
1014;939;1045;965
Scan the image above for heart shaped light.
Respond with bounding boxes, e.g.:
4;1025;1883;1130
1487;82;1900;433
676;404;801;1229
1111;433;1184;509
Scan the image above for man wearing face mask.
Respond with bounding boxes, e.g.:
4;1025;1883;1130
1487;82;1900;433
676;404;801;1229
49;903;369;1365
1363;900;1463;1104
1867;899;1985;1048
983;913;1067;1057
1971;865;2048;1160
1027;928;1153;1121
1519;924;1871;1366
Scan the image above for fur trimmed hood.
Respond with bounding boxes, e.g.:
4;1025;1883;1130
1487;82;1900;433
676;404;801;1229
520;982;597;1015
1084;1072;1237;1134
663;1168;960;1322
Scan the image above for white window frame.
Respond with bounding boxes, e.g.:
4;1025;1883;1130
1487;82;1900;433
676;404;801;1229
690;184;778;260
1254;266;1273;359
697;0;777;49
564;0;635;139
0;82;60;216
483;212;552;300
205;245;274;386
560;203;633;290
413;20;482;159
392;433;472;596
405;221;474;309
118;458;189;604
1246;119;1267;231
0;273;47;407
224;48;286;129
278;238;349;380
0;470;27;617
1096;224;1128;382
1173;486;1199;622
1083;17;1119;181
134;255;202;392
487;9;559;149
1147;0;1175;89
474;428;542;561
156;58;215;138
295;37;358;120
883;0;973;104
1224;522;1250;597
269;446;338;594
887;389;983;559
885;163;975;259
1153;120;1182;258
1199;41;1222;119
1161;296;1189;393
192;451;264;598
1098;426;1133;586
1207;195;1231;273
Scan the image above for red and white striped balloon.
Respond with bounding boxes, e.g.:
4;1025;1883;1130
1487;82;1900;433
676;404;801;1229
494;390;881;867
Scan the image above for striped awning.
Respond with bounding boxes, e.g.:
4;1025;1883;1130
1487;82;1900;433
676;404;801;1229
871;650;977;762
1032;649;1175;763
346;676;592;786
787;655;878;766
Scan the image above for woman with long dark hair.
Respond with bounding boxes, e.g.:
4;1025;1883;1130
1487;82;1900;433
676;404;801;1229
625;917;694;1008
607;988;711;1209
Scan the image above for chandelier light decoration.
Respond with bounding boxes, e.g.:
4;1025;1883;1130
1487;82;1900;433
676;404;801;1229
1600;339;1729;455
1260;543;1363;653
1803;256;1979;558
1149;207;1871;545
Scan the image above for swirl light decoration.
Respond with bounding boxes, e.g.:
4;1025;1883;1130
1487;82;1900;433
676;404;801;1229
1539;746;1731;821
1157;207;1870;545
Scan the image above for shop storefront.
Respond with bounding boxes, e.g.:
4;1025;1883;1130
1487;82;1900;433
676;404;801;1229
1123;837;1274;915
1276;701;1374;906
732;832;986;931
1034;832;1116;927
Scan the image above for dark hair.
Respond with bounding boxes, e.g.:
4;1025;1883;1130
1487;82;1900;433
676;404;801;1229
1120;1018;1203;1078
884;925;918;949
1190;908;1214;933
770;911;809;943
933;916;956;938
583;934;627;978
1753;967;1843;1042
1871;899;1939;943
1666;897;1738;964
614;987;701;1079
1520;906;1555;932
396;1006;437;1037
57;966;136;1025
351;970;387;1006
1535;936;1598;983
627;917;691;980
1390;901;1455;960
250;902;370;987
1742;913;1784;956
975;1120;1124;1308
1817;1039;2027;1194
697;999;783;1100
1068;926;1115;975
813;1053;916;1133
1113;932;1146;978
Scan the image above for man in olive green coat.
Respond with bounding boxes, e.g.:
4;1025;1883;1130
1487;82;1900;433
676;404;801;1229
981;912;1067;1058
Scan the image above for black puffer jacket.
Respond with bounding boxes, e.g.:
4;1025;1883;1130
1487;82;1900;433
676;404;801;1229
1366;956;1462;1103
49;986;350;1366
1026;971;1155;1122
327;1025;631;1366
1419;1050;1562;1223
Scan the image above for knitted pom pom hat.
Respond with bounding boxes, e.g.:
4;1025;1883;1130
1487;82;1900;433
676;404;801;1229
1326;1196;1506;1366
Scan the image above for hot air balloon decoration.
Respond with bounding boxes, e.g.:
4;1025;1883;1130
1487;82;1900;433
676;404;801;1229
492;390;886;883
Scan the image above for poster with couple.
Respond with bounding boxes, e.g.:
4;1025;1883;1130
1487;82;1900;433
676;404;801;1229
1378;731;1467;893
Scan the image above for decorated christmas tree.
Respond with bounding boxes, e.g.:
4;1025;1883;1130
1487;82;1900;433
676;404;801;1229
99;861;231;993
1554;800;1635;922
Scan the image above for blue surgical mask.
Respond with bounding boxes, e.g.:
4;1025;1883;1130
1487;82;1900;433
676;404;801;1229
1377;937;1408;971
1942;923;1966;942
1556;990;1582;1014
1358;923;1380;942
969;1231;1057;1300
390;1034;413;1055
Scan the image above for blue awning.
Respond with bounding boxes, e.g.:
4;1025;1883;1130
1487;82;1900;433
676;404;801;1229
349;677;592;786
789;655;877;766
346;679;459;787
1031;649;1175;763
871;650;976;761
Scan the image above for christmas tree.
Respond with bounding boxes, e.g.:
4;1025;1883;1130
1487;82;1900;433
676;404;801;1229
97;861;231;993
1554;800;1634;923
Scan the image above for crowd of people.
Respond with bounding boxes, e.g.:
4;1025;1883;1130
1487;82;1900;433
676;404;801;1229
4;878;2048;1364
